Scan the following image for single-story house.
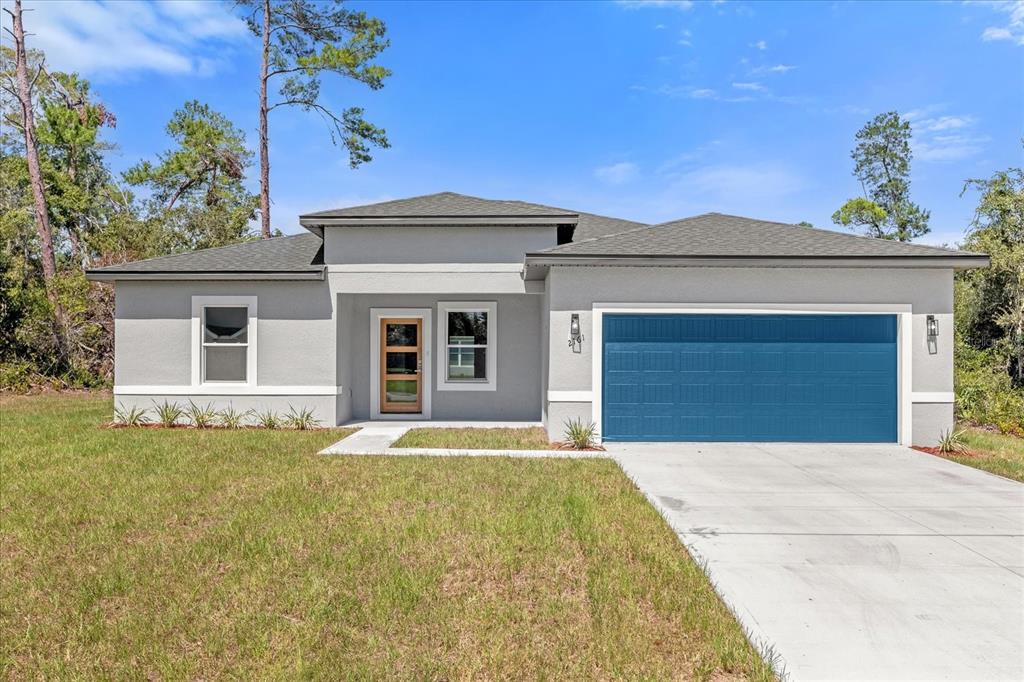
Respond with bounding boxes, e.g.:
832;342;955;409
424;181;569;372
86;192;989;445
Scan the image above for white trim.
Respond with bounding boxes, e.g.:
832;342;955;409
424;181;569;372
370;308;432;420
898;312;913;445
590;304;912;446
436;301;498;392
302;216;575;227
548;390;592;402
593;302;914;313
114;385;343;396
87;271;323;281
911;391;955;403
326;263;523;273
191;296;257;388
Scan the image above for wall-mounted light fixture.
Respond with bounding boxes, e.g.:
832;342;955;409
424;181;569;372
926;314;938;355
568;313;584;353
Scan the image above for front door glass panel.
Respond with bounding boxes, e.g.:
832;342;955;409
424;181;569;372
381;318;422;413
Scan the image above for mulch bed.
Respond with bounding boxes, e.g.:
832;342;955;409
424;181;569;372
551;442;606;452
911;445;983;459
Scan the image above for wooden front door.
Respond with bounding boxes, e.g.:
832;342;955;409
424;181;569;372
380;318;422;413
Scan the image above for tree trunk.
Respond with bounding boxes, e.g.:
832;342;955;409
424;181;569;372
10;0;66;345
258;0;271;239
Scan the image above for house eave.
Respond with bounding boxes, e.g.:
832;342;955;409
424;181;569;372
84;269;326;282
521;254;990;279
300;215;579;228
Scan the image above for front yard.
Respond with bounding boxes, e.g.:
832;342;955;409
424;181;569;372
0;393;772;680
949;427;1024;482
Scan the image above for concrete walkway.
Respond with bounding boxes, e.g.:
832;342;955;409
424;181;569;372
609;442;1024;681
319;420;601;458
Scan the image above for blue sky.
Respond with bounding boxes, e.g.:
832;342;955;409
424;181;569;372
20;0;1024;246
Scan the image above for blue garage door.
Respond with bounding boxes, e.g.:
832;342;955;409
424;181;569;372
602;314;897;442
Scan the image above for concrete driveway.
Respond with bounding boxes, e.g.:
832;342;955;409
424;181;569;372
609;442;1024;681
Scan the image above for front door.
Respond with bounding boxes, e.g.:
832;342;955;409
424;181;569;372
380;318;422;413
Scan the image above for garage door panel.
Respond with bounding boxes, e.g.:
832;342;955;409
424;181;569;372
679;351;713;371
602;314;897;442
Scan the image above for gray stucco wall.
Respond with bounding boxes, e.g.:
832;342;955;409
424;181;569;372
323;225;557;264
342;293;543;421
543;266;955;445
113;280;337;423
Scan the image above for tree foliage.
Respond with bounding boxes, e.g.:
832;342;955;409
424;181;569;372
125;101;258;251
1;41;257;388
237;0;390;237
832;111;930;241
956;161;1024;389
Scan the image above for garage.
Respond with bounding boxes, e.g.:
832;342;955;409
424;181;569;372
601;313;898;442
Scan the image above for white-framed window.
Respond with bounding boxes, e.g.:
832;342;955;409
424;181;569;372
191;296;257;386
437;301;497;391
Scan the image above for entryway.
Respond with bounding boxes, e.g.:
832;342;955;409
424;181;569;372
370;308;432;420
380;317;423;413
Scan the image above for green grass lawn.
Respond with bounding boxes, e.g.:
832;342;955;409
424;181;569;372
392;426;554;450
947;426;1024;482
0;393;772;680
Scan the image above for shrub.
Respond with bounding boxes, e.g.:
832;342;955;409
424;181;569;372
562;418;598;450
185;401;218;429
255;409;280;430
114;404;149;426
218;405;251;429
283;405;320;430
936;428;968;455
152;400;185;427
954;338;1024;435
0;361;38;392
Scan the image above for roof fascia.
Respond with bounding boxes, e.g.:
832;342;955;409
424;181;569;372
522;254;990;277
300;215;578;228
85;270;325;282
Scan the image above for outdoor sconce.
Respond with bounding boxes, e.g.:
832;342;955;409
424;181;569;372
926;315;938;355
568;313;584;353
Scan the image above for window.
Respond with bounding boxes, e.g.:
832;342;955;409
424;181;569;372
191;296;256;386
203;306;248;382
437;301;497;391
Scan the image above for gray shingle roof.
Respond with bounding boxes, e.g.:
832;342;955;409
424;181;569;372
86;233;324;275
301;191;578;219
534;213;984;258
572;212;648;242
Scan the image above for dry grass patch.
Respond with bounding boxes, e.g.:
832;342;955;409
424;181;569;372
391;426;554;450
1;393;773;680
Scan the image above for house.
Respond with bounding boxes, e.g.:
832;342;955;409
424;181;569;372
85;192;989;445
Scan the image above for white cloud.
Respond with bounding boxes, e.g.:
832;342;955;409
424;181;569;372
690;88;718;99
907;109;988;162
751;63;796;75
678;28;693;46
979;0;1024;46
594;162;640;185
732;81;766;91
20;0;248;80
751;39;768;50
615;0;694;8
915;133;990;162
921;115;975;131
672;163;806;201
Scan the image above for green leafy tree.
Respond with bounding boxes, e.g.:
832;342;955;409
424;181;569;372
832;111;930;241
125;101;258;251
956;161;1024;388
237;0;391;238
36;72;117;263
